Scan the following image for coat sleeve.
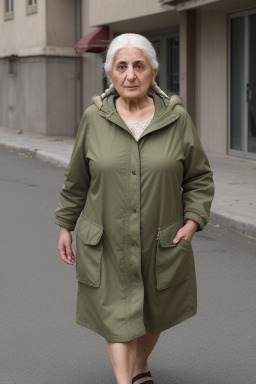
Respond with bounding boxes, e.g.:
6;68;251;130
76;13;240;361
175;105;215;230
55;112;91;231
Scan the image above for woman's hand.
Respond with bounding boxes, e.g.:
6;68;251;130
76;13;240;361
173;219;198;244
58;227;76;265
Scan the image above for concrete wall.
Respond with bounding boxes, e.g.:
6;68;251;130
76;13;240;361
46;0;77;48
79;1;104;111
0;0;78;58
17;57;47;134
46;57;78;136
89;0;175;26
81;0;96;36
0;0;46;57
82;53;103;110
179;11;197;124
0;60;9;127
196;10;227;154
0;57;47;133
0;56;78;136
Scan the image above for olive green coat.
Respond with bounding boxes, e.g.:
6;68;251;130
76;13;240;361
55;92;214;342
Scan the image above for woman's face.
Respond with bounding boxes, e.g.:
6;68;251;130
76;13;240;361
109;47;157;101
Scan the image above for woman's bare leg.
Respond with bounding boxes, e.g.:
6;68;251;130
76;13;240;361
133;331;160;383
106;339;137;384
106;332;160;384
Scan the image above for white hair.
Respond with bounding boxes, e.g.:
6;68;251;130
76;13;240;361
104;33;159;80
101;33;169;99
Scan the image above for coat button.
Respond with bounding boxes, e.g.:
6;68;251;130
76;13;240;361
132;170;136;175
132;208;137;213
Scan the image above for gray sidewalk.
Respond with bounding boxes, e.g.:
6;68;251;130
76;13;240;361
1;126;256;238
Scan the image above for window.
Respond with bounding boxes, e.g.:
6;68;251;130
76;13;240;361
149;33;180;96
26;0;37;15
4;0;14;21
8;56;17;75
166;37;179;94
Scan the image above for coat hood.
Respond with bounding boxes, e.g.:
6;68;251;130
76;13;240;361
90;92;185;141
91;93;184;111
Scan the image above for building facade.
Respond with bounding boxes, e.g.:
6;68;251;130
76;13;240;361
84;0;256;159
0;0;80;136
1;0;256;159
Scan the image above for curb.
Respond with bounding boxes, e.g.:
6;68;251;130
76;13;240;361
210;212;256;239
0;141;69;168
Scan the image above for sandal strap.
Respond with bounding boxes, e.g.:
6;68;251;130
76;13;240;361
138;381;153;384
132;371;152;384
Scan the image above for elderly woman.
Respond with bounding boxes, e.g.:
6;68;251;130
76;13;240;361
55;33;214;384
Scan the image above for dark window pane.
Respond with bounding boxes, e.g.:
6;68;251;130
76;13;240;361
230;17;245;151
166;37;179;94
8;59;17;74
151;40;160;85
248;14;256;154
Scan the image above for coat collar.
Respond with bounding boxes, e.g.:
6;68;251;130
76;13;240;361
94;92;180;140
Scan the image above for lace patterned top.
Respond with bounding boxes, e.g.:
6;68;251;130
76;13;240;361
124;114;154;141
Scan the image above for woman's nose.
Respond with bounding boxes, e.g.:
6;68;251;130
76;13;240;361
126;66;136;81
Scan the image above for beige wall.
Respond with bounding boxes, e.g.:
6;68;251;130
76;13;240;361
0;55;79;136
89;0;175;26
82;53;103;110
179;11;197;124
0;0;81;135
81;0;96;36
197;10;227;154
176;0;219;12
0;0;46;57
46;0;77;47
46;57;78;136
0;0;77;58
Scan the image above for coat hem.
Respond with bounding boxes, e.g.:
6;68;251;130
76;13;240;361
76;317;147;342
76;308;196;342
144;308;197;334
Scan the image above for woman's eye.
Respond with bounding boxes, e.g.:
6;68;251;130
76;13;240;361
118;65;126;71
135;64;144;70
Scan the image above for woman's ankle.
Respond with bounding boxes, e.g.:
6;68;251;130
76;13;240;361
133;363;148;377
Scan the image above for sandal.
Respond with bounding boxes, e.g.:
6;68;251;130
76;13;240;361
132;370;154;384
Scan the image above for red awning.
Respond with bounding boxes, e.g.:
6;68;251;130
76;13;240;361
75;27;110;53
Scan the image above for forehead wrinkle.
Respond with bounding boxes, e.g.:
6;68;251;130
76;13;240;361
115;58;146;65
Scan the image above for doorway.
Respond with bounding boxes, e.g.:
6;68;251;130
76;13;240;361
229;10;256;159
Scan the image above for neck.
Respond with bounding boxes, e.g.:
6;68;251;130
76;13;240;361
116;95;152;113
115;94;155;122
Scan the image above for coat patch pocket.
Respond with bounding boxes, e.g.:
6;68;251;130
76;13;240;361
76;216;103;287
156;217;192;290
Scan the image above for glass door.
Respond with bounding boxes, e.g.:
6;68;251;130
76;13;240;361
229;10;256;159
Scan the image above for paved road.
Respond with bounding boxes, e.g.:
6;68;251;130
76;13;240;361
0;147;255;384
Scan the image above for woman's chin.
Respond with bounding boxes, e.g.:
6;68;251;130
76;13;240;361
120;89;146;100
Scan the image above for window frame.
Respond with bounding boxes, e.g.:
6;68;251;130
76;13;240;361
4;0;14;21
26;0;37;15
147;31;180;96
8;56;17;76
